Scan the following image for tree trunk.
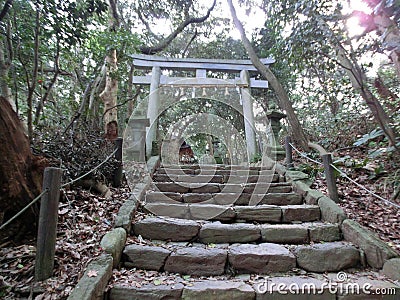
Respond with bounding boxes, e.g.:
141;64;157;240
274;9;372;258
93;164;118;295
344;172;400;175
0;96;46;231
26;4;40;141
335;43;398;146
227;0;310;150
0;22;13;109
100;0;119;141
100;49;118;140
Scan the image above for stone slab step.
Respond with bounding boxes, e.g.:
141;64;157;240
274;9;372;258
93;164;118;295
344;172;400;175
132;217;201;241
160;164;272;171
295;242;361;272
153;174;224;183
224;174;279;184
145;191;300;206
122;241;360;275
229;243;296;274
132;217;342;244
153;174;280;184
157;167;260;176
122;243;295;276
109;272;400;300
142;203;320;223
153;182;292;194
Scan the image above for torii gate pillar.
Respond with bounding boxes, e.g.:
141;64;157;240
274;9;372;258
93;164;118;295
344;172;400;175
240;70;257;160
146;66;161;157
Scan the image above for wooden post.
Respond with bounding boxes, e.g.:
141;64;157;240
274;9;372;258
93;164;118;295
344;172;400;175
322;154;339;202
35;167;62;281
285;136;294;169
113;137;123;187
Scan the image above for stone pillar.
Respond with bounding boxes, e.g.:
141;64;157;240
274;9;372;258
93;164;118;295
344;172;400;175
240;70;257;160
146;66;161;157
266;110;286;160
126;116;150;162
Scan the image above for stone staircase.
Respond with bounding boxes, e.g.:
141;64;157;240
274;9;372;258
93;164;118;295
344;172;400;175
107;164;399;299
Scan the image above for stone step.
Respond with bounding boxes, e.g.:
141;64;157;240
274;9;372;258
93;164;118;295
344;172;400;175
157;167;260;176
122;241;361;275
122;243;296;275
153;174;225;183
153;182;292;194
109;272;400;300
152;174;280;184
142;203;320;223
160;164;272;171
132;217;341;244
145;191;301;206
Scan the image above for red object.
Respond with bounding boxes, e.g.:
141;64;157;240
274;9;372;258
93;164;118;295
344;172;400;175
179;142;194;163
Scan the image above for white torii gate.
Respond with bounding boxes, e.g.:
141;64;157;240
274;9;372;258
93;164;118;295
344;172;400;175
131;54;275;159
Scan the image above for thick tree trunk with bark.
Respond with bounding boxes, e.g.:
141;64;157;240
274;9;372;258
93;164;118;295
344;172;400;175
0;96;46;229
227;0;310;150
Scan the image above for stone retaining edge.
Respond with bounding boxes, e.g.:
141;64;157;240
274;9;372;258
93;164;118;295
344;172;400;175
67;254;113;300
68;156;160;299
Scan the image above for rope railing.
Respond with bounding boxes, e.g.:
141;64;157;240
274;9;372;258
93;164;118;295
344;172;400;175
0;144;122;281
287;140;400;209
329;163;400;209
0;189;48;231
61;148;118;188
1;147;119;232
289;142;323;166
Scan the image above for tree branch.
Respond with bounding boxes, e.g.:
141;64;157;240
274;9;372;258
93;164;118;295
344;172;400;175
227;0;310;150
139;0;216;54
182;28;198;57
0;0;13;23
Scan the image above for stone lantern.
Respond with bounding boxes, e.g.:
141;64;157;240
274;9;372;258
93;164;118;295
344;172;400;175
266;109;286;160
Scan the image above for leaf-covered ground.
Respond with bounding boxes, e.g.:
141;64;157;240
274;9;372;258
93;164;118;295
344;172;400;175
0;186;129;299
297;147;400;254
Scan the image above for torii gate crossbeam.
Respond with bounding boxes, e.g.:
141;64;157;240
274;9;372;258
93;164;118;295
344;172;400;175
130;54;275;160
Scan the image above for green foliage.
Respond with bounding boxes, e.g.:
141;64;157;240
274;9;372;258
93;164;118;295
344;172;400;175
296;162;323;180
353;129;385;147
250;152;262;163
86;29;142;61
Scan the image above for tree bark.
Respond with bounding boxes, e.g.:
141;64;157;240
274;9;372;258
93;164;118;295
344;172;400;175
335;42;398;147
100;0;120;141
0;96;46;230
0;21;13;109
26;4;40;141
227;0;310;150
100;49;118;140
0;0;13;22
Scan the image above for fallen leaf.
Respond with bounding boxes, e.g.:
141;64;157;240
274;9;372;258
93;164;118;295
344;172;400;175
58;208;69;215
153;279;162;286
87;270;98;277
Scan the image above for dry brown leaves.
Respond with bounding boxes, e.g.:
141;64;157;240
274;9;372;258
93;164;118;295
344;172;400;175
0;186;129;299
301;148;400;254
